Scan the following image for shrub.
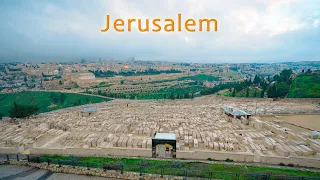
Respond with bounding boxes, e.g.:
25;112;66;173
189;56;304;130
138;160;153;167
171;162;184;168
103;164;120;171
225;158;234;162
279;163;285;166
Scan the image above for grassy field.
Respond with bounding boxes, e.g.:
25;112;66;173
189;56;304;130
288;74;320;98
134;85;205;100
97;82;205;100
92;74;217;100
178;74;220;82
0;91;110;117
41;155;320;179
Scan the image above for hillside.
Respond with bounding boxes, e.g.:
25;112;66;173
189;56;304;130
288;74;320;98
0;91;110;117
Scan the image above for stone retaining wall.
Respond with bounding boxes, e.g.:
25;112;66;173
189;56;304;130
259;155;320;168
0;146;24;154
30;147;152;158
1;161;187;180
177;150;254;162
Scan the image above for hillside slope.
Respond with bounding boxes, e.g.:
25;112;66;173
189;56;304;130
0;91;110;117
288;74;320;98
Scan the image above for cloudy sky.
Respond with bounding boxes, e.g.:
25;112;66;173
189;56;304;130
0;0;319;63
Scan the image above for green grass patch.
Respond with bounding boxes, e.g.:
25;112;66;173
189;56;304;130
0;91;110;117
41;155;320;179
288;74;320;98
178;74;220;82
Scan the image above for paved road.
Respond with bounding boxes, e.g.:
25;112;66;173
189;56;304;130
0;165;118;180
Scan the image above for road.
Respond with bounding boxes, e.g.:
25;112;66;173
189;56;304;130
0;165;118;180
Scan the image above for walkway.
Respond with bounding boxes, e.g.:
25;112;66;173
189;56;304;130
0;165;118;180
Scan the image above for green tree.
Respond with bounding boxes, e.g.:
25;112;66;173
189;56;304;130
8;102;39;118
267;76;271;83
0;112;4;120
246;88;249;97
306;69;312;74
74;83;79;88
169;92;175;100
24;76;27;82
59;80;63;85
73;99;82;106
275;82;290;98
253;75;261;85
50;93;59;104
273;74;280;82
268;69;293;98
59;93;66;103
260;90;265;98
254;89;257;97
232;88;236;97
279;69;293;83
120;80;124;84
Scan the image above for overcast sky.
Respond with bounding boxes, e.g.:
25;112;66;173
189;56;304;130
0;0;319;63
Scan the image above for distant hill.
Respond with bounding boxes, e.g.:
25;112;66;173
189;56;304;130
0;91;110;117
288;74;320;98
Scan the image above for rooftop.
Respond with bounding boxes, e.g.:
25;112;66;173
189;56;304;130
222;106;250;116
82;107;97;113
233;109;250;116
154;133;176;140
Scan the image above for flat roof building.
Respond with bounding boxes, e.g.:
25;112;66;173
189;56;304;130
80;107;97;117
152;132;176;158
154;133;176;141
222;106;251;119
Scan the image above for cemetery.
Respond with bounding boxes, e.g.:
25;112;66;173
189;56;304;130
0;97;320;168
